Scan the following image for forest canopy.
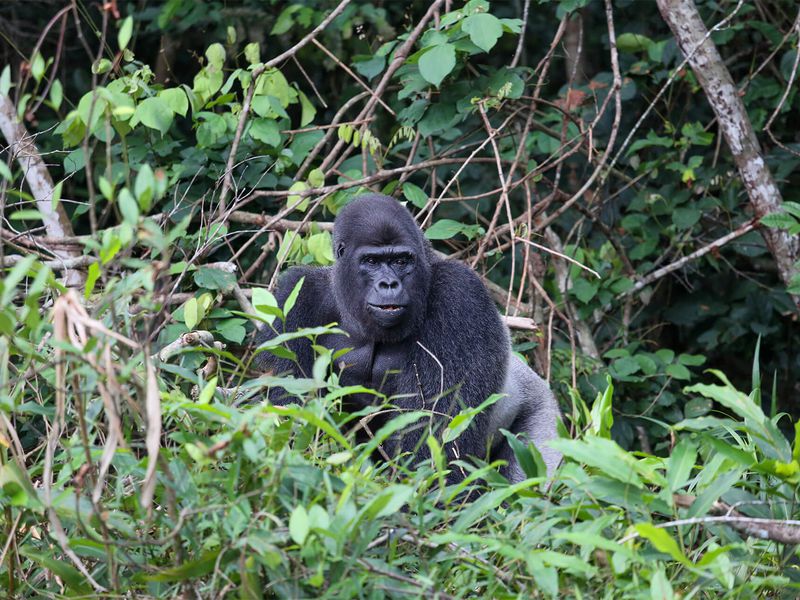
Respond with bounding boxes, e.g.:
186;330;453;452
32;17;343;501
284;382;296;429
0;0;799;597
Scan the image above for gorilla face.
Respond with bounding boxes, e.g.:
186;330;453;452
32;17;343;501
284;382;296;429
333;195;432;342
356;244;417;328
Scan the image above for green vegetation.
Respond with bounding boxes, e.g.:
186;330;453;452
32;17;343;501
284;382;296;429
0;0;799;597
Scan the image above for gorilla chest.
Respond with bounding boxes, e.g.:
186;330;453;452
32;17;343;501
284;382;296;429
330;335;409;392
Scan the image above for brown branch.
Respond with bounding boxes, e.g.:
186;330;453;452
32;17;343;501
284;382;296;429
623;219;758;298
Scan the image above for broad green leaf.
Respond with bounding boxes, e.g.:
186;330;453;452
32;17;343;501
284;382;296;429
50;78;63;110
250;118;281;146
146;550;220;581
635;523;691;566
117;188;139;226
134;96;174;135
118;15;133;50
549;437;645;488
666;438;696;492
298;90;316;127
418;44;456;87
361;485;414;519
244;42;260;65
650;567;674;600
283;276;304;316
617;33;653;53
425;218;482;240
19;546;91;593
159;88;188;116
251;287;280;325
403;182;427;208
462;13;503;52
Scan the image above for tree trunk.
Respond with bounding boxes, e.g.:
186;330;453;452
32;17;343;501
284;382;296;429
0;93;83;285
657;0;800;304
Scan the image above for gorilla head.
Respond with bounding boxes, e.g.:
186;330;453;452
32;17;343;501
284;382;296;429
332;194;432;343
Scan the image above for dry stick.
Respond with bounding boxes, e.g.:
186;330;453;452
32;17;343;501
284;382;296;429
618;494;800;546
477;104;517;314
622;219;758;298
510;0;532;68
515;237;601;279
658;0;799;302
322;0;446;174
311;38;395;116
217;0;353;212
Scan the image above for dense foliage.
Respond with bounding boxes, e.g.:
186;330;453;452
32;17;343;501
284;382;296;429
1;0;799;597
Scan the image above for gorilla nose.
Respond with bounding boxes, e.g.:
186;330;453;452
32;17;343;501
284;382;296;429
378;278;400;291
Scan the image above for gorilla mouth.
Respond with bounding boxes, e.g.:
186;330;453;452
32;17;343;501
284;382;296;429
370;303;405;312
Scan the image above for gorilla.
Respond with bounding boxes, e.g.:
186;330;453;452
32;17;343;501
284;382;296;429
255;194;561;484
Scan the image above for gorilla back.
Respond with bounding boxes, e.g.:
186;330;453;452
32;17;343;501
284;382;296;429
255;194;561;484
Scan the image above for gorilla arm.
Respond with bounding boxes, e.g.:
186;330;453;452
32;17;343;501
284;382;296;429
253;266;339;395
490;354;562;482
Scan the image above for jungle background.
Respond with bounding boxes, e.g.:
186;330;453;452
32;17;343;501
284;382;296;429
1;0;800;597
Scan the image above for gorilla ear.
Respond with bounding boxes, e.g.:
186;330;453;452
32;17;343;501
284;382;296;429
336;242;346;258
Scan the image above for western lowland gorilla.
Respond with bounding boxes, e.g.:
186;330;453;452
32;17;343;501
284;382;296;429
254;194;561;484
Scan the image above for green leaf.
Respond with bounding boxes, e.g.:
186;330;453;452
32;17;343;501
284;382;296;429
617;33;653;53
298;90;316;127
362;485;414;519
760;211;796;230
19;546;91;593
244;42;260;65
31;52;45;82
425;218;482;240
665;363;691;380
50;78;63;110
570;278;598;304
134;163;155;212
159;88;188;116
635;523;690;565
672;207;701;230
146;550;220;582
307;168;325;188
0;160;12;182
0;65;10;96
403;182;427;208
283;276;304;317
117;188;139;226
134;96;174;135
251;288;280;325
462;13;504;52
418;44;456;87
307;232;334;265
289;505;309;544
650;567;674;600
250;118;281;146
666;438;696;492
194;267;237;291
9;210;42;221
118;15;134;50
206;43;226;68
549;437;645;488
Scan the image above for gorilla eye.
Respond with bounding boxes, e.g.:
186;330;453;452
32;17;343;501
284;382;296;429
364;256;378;266
394;257;409;267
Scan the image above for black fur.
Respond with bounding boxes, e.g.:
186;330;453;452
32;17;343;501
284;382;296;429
255;194;561;483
